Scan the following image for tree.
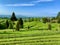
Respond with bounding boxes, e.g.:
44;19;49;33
48;23;51;30
10;12;17;21
42;17;50;23
16;18;23;31
18;18;23;28
16;21;20;31
56;12;60;18
6;20;9;28
57;18;60;23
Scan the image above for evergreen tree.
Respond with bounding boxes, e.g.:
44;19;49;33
10;12;17;21
18;18;23;28
57;18;60;23
56;12;60;23
6;20;9;28
56;12;60;18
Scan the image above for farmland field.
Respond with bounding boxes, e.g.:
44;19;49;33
0;0;60;45
0;20;60;45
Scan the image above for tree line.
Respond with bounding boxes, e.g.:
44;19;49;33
0;12;60;31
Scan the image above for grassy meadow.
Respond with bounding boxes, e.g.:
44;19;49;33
0;18;60;45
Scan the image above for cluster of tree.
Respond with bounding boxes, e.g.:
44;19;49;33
10;12;23;31
24;17;40;22
42;12;60;23
16;18;23;31
0;12;60;31
0;12;23;31
42;17;51;23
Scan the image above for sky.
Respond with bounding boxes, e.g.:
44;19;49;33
0;0;60;17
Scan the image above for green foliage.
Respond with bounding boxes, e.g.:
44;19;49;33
57;18;60;23
56;12;60;18
10;12;17;21
42;17;50;23
18;18;23;28
56;12;60;23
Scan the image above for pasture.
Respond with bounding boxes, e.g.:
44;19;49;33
0;19;60;45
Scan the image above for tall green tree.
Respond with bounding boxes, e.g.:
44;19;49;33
10;12;17;21
18;18;23;28
57;18;60;23
56;12;60;18
56;12;60;23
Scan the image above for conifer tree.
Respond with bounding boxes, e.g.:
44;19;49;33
57;18;60;23
18;18;23;28
10;12;17;21
56;12;60;18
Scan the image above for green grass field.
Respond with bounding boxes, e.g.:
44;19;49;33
0;29;60;45
0;20;60;45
